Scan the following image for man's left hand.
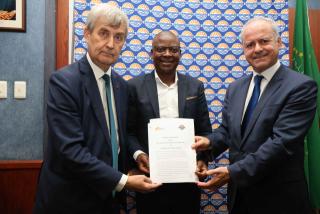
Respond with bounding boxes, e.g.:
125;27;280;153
195;160;208;181
197;166;230;192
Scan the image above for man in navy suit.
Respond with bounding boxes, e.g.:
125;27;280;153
192;16;318;214
33;4;160;214
127;31;212;214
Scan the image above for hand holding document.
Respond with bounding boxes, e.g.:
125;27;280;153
148;118;198;183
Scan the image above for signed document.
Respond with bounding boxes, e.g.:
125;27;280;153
148;118;198;183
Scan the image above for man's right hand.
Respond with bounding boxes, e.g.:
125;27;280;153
125;175;161;193
191;136;211;151
136;153;150;174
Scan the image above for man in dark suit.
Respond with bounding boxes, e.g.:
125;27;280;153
127;31;212;214
192;16;318;214
33;4;160;214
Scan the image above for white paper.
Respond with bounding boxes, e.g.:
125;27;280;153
148;118;198;183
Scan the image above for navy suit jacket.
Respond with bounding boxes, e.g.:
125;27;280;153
127;71;211;161
34;56;129;214
209;65;317;213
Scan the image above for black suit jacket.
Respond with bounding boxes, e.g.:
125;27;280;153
127;71;211;161
209;65;317;213
34;56;129;214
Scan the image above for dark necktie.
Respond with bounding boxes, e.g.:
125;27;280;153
241;75;263;134
102;74;118;170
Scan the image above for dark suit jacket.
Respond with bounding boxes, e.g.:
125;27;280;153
33;56;129;214
127;71;212;162
209;65;317;213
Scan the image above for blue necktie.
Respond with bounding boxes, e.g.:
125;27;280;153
102;74;118;170
241;75;263;134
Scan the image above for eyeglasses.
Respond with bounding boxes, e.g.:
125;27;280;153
153;46;181;54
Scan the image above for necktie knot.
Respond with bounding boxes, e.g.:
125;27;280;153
102;74;110;85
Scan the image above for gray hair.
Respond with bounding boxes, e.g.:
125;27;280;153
86;3;129;38
240;16;280;43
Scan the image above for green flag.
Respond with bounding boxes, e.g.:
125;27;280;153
292;0;320;208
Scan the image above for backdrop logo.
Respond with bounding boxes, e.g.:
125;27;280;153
203;42;215;55
188;65;201;77
137;28;150;41
167;7;179;19
231;43;243;55
136;51;150;64
209;54;222;67
224;9;237;21
127;27;134;39
74;47;86;61
202;0;214;10
203;20;214;32
195;31;208;43
128;39;142;52
217;20;229;32
145;0;157;6
188;19;201;32
217;43;230;56
203;65;215;78
188;42;201;55
205;88;215;101
210;99;223;113
209;9;222;21
160;0;171;7
181;8;193;20
114;62;127;75
224;77;236;88
173;18;186;31
181;30;193;43
74;22;85;36
261;0;272;9
152;5;165;18
231;20;243;32
216;0;228;10
121;50;135;63
274;0;286;9
177;65;187;75
231;0;244;10
254;9;265;16
281;8;288;20
224;31;237;44
145;16;157;29
238;55;249;67
122;2;135;15
217;66;229;78
195;54;208;66
210;77;223;90
239;9;251;21
195;8;207;20
246;0;258;10
210;31;222;44
74;0;87;11
137;4;150;17
129;63;142;76
181;53;194;66
224;54;237;66
188;0;201;9
130;15;143;28
144;63;155;74
232;66;244;78
80;10;89;23
211;194;224;206
174;0;186;9
159;18;172;30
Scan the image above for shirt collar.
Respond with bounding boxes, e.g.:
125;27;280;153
155;70;178;88
253;60;280;82
86;53;112;80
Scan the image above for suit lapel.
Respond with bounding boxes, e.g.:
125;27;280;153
146;72;160;117
234;75;252;143
80;57;110;142
177;73;187;117
241;67;284;145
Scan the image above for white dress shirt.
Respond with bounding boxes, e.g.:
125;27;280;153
241;60;281;123
87;53;127;192
133;71;179;160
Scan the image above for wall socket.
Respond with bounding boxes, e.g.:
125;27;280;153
0;81;8;99
14;81;27;99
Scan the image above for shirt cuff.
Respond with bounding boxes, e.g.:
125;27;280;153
133;150;146;161
115;174;128;192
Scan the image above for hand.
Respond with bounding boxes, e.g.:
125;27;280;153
125;175;161;193
197;166;230;192
195;160;208;181
136;153;150;174
191;136;211;151
127;168;144;176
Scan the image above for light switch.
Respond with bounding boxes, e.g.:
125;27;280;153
0;81;8;99
14;81;27;99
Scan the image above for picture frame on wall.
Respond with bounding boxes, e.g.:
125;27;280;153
0;0;26;32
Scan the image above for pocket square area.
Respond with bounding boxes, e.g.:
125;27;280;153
186;96;197;100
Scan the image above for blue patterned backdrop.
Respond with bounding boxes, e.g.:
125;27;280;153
72;0;289;213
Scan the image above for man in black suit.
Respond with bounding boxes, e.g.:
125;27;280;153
127;31;212;214
33;4;160;214
193;16;317;214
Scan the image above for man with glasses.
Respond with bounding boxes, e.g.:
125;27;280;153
127;31;212;213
